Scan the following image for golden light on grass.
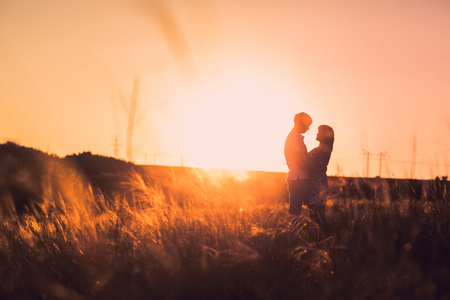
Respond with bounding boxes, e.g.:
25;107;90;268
1;143;449;298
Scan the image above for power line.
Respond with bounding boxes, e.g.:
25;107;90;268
358;149;449;177
348;134;450;154
360;150;388;177
386;158;450;168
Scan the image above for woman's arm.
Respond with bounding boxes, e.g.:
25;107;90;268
306;149;330;172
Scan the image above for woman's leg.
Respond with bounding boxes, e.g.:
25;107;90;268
309;205;328;231
318;206;329;231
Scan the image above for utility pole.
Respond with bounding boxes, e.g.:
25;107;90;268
152;153;158;165
378;152;387;177
362;149;371;177
362;149;388;178
411;132;417;179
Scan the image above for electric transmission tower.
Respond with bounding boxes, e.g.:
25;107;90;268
112;135;121;158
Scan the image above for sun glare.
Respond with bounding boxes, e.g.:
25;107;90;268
176;69;298;172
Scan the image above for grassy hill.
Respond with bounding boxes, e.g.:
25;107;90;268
0;142;450;299
1;142;448;218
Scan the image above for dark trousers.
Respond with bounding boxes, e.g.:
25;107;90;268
287;179;309;216
309;205;329;231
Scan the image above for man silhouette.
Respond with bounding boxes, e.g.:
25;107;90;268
284;112;312;216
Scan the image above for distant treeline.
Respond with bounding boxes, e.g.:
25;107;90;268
0;142;448;218
0;142;135;216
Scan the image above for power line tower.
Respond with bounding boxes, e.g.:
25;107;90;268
112;135;121;158
143;153;159;165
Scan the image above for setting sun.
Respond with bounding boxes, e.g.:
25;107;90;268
176;67;298;171
1;0;449;178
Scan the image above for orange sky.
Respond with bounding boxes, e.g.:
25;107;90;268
1;0;450;179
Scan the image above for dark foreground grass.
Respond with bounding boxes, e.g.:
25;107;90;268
1;170;450;300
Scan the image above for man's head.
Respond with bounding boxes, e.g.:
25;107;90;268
294;112;312;133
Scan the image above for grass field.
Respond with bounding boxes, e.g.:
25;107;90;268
1;153;450;299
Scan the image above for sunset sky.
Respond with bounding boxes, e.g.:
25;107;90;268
1;0;450;179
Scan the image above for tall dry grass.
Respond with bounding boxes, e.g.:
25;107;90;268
0;162;449;299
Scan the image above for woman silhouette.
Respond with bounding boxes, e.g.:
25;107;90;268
306;125;334;232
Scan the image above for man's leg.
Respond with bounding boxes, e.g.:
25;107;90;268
288;179;309;216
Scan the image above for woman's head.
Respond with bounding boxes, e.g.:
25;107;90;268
316;125;334;150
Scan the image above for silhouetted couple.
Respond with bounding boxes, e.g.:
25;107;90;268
284;112;334;233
